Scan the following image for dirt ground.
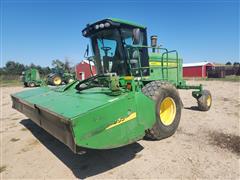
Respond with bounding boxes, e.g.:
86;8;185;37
1;80;239;179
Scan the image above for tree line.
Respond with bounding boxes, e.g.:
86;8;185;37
0;59;239;77
225;61;240;66
0;59;74;77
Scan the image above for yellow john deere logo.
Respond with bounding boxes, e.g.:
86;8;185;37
106;112;137;130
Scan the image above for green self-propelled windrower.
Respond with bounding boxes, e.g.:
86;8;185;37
11;18;212;153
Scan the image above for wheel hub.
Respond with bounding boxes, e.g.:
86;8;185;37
53;77;61;85
159;97;176;126
207;95;211;107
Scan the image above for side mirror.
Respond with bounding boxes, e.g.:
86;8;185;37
84;44;89;58
133;28;141;45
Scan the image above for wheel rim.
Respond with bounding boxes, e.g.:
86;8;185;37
159;97;176;126
53;77;61;85
207;95;211;106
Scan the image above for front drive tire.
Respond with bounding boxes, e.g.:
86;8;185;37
142;81;182;140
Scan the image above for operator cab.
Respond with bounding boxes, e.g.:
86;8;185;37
82;18;149;77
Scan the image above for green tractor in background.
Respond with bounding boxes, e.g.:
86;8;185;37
12;18;212;154
22;68;42;87
47;68;75;86
47;60;75;86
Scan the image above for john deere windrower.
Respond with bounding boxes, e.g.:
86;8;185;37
11;18;212;153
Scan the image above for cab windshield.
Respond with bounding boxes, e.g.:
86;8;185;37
90;28;144;76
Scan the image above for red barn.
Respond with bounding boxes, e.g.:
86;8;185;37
75;60;96;80
183;62;214;78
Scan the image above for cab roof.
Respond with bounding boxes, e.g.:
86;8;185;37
82;18;146;37
107;18;146;29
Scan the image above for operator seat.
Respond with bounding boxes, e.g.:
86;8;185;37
129;50;141;75
103;56;113;73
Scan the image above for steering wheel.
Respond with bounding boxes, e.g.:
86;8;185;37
101;46;112;56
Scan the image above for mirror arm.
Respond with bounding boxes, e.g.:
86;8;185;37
84;44;89;58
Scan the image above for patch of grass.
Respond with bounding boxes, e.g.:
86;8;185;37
210;75;239;82
209;131;240;156
208;75;240;82
0;165;7;173
0;79;22;87
185;75;240;82
0;75;22;86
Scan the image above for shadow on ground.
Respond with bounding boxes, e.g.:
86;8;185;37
20;119;143;179
184;106;201;111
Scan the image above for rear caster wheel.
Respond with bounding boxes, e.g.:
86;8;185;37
197;90;212;111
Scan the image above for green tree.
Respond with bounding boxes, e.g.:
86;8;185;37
225;61;232;65
52;59;64;69
233;62;240;66
4;61;25;75
64;58;71;73
51;58;73;73
42;67;51;75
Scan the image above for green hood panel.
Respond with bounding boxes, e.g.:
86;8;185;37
12;87;125;119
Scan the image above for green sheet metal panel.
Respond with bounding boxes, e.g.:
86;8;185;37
148;53;185;85
13;87;124;119
71;91;155;149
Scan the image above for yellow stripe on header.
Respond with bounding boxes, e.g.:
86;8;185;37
106;112;137;130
